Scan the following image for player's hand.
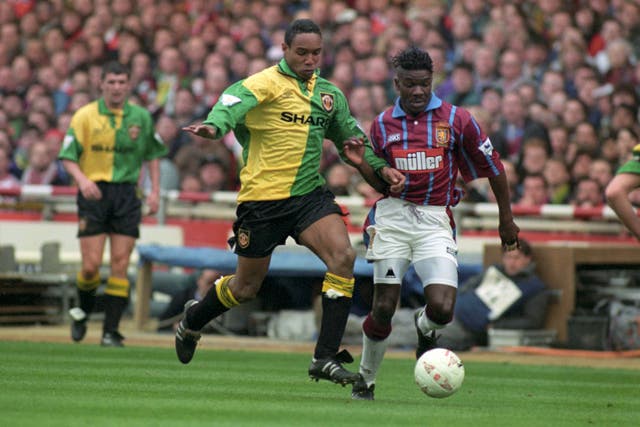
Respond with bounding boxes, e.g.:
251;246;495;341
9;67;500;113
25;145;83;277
498;219;520;251
343;137;365;166
379;166;405;193
79;179;101;200
182;124;217;139
145;191;160;215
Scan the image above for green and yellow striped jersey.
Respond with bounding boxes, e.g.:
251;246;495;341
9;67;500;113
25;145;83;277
618;144;640;175
204;59;387;202
59;98;167;183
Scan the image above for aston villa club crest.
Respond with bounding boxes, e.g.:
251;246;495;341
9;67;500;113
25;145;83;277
320;93;334;112
128;125;141;140
237;229;250;248
435;122;450;147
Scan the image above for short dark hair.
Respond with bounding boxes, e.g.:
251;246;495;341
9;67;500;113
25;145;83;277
503;238;533;256
101;61;129;79
284;19;321;46
391;46;433;73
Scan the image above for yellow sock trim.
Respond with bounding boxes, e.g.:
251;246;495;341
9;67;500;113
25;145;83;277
321;272;354;298
76;271;101;291
215;275;239;308
105;276;130;298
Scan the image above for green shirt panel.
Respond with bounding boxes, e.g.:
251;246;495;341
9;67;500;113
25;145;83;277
617;144;640;175
59;99;167;183
203;59;386;202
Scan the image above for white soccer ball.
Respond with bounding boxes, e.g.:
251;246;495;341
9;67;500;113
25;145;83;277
414;348;465;398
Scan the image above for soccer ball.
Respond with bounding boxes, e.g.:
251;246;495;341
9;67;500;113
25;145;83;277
414;348;465;398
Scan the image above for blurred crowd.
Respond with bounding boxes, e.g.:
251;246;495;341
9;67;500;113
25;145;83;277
0;0;639;209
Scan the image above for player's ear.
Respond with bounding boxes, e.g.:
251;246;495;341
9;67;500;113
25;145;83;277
393;77;400;92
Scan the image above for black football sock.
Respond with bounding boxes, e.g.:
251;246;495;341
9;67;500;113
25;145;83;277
103;294;128;334
314;295;352;360
186;285;230;330
78;289;96;317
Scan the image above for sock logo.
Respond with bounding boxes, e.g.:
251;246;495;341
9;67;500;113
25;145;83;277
385;268;396;278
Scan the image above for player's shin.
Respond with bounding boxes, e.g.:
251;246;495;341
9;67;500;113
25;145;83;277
314;272;355;359
187;275;238;330
359;313;392;386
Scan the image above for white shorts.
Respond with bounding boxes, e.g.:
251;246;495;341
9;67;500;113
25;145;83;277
366;198;458;286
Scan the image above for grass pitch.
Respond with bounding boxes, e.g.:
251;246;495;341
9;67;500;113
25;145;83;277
1;341;638;427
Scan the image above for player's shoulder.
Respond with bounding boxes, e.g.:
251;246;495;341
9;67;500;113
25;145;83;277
315;76;346;97
244;64;280;87
72;100;100;119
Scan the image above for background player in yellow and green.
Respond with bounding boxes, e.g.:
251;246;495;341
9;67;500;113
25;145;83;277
58;60;167;347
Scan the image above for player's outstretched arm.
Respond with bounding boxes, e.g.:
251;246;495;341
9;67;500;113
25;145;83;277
343;138;404;194
182;124;218;140
606;173;640;240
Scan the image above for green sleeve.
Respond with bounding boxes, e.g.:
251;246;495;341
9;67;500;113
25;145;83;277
326;90;388;171
202;81;259;138
144;114;168;160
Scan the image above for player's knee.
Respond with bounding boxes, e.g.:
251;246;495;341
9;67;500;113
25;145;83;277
372;298;397;324
327;245;355;273
227;276;261;302
426;297;455;325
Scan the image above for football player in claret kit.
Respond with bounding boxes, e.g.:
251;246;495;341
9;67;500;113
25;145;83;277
351;46;520;400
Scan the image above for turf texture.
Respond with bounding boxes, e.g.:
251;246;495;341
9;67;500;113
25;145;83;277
0;341;638;427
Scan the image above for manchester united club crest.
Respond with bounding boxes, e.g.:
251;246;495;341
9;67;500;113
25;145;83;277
78;217;87;233
128;125;141;140
237;228;250;249
320;93;334;112
435;122;450;148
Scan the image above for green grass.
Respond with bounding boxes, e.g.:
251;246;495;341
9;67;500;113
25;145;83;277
0;341;638;427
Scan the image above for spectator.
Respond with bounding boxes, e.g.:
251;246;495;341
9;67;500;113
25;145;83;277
493;90;549;163
437;238;549;351
543;158;571;204
20;140;67;185
571;177;604;207
325;162;355;196
517;173;549;207
0;147;19;189
517;137;549;177
589;158;614;190
198;156;231;193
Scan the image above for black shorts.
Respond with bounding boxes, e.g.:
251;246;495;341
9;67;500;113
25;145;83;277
77;182;142;238
229;187;344;258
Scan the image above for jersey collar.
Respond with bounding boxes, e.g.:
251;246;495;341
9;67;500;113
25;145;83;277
98;98;132;115
391;92;442;118
277;58;319;83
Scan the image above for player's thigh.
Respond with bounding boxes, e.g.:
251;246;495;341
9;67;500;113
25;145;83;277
108;183;142;238
372;257;410;285
79;234;107;270
109;233;136;276
298;213;354;275
364;198;413;262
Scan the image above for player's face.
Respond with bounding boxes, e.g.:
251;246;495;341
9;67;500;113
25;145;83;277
502;250;531;276
282;32;322;81
100;72;130;109
394;68;432;116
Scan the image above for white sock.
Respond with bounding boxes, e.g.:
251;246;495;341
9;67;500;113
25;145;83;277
417;306;445;335
359;332;388;386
